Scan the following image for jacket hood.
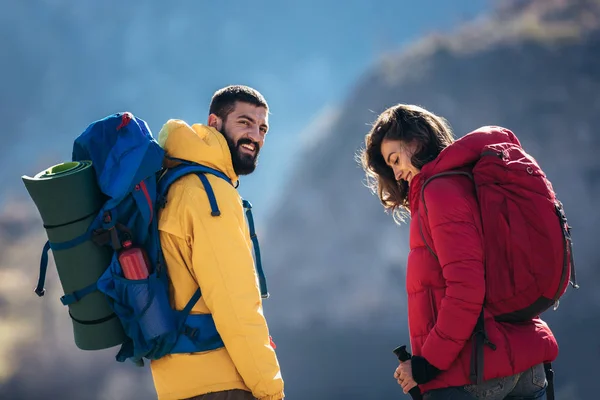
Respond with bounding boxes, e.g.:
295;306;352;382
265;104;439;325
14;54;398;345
423;125;521;177
409;126;521;210
157;119;238;183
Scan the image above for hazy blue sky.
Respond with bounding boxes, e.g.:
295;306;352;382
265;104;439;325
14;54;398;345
3;0;490;221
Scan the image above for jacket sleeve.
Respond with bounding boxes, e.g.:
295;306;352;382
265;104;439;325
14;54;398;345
183;183;284;400
419;176;485;371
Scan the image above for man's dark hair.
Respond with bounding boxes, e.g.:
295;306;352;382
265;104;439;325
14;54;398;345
209;85;269;121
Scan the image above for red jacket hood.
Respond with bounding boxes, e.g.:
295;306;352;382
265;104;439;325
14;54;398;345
422;126;522;177
410;126;521;211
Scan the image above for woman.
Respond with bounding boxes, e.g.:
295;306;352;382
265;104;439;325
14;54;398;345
359;104;558;399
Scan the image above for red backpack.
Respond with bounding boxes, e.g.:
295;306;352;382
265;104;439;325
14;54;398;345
421;126;578;322
419;126;579;387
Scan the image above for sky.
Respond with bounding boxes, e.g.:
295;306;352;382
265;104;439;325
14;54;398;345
1;0;490;223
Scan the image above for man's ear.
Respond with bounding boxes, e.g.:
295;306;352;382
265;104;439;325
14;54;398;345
207;113;221;131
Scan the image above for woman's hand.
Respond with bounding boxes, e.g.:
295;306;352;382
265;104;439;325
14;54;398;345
394;360;418;394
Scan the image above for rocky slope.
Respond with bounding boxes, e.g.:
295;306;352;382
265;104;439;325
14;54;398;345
261;0;600;398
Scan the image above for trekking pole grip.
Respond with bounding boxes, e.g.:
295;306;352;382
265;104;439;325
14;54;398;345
393;345;423;400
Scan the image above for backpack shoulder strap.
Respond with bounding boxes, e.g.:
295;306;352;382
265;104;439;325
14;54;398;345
159;158;232;189
158;159;269;299
417;170;475;260
420;170;474;215
417;167;494;386
157;160;232;216
242;199;268;298
157;160;269;299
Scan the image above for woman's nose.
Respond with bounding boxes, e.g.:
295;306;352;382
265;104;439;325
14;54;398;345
393;167;404;182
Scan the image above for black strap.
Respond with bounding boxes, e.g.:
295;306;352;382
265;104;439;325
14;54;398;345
544;363;555;400
470;310;485;384
469;309;497;384
69;310;118;325
42;209;99;229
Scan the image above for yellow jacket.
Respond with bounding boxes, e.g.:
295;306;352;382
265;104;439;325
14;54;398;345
149;119;284;400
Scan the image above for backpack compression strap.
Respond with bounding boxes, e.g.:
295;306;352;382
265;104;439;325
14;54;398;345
34;210;107;299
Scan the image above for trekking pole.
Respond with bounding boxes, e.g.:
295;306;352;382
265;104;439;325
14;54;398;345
393;345;423;400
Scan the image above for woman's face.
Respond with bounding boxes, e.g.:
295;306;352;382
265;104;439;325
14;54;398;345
380;138;421;186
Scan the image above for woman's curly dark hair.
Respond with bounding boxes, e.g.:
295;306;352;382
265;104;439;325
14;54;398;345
359;104;454;223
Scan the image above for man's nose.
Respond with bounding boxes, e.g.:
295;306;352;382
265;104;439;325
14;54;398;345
247;129;263;146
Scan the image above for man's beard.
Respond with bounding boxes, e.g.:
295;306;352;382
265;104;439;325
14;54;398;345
222;127;260;176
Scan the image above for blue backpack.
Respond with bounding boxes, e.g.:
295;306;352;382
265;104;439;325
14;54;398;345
34;112;269;366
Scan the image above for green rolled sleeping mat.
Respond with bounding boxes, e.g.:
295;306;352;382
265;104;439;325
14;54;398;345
22;161;127;351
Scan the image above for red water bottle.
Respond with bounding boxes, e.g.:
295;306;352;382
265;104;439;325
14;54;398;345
119;240;150;280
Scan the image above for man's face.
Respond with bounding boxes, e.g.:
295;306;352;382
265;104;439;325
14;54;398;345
212;101;269;176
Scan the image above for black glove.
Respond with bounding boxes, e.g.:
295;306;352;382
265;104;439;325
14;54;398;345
411;355;442;384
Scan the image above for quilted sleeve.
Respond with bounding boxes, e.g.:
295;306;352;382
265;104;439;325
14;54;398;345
419;176;485;370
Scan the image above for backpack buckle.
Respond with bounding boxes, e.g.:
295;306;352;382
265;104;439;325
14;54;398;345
553;300;560;311
183;326;199;340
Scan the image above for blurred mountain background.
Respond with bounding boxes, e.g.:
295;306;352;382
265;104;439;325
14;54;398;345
1;0;599;399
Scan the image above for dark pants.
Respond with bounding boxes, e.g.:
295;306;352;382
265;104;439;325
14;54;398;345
185;389;256;400
424;364;547;400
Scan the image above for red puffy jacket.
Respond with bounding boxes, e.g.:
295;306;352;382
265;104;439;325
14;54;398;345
406;127;559;393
